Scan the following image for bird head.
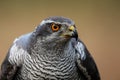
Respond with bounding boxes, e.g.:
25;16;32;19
34;16;78;44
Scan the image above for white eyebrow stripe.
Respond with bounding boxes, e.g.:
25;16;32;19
40;20;73;26
40;20;54;25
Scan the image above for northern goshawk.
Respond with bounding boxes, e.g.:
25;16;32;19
0;16;100;80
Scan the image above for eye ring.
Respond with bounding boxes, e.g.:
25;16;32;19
51;23;60;32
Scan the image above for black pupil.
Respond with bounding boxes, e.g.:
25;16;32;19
54;25;58;29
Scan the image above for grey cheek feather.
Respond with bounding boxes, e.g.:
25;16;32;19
8;43;28;66
75;42;86;60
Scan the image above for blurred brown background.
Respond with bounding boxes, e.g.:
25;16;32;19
0;0;120;80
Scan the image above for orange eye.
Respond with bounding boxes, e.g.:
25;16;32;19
51;23;60;32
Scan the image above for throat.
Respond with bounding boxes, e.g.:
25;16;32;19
41;42;66;55
39;39;67;50
32;39;69;56
31;37;75;58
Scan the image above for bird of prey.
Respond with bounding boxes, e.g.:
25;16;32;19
0;16;100;80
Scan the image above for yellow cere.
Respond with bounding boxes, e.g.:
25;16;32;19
69;26;75;31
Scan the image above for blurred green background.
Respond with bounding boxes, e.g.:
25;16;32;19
0;0;120;80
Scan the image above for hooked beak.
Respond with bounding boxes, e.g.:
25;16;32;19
72;30;78;40
61;26;78;40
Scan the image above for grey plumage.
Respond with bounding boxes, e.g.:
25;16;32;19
0;16;100;80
